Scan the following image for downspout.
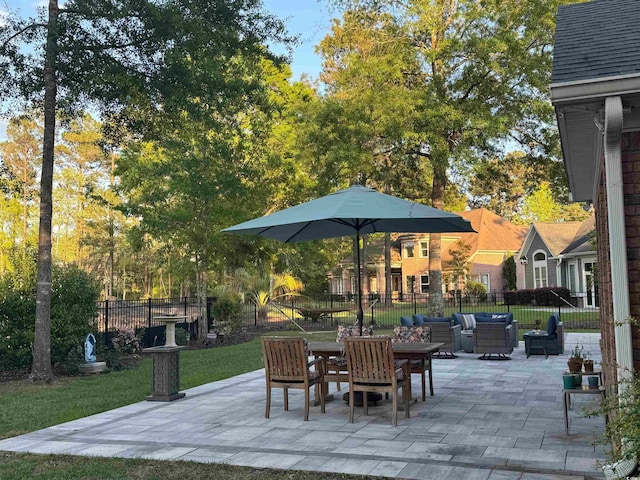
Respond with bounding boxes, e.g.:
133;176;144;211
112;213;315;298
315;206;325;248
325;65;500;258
604;96;634;382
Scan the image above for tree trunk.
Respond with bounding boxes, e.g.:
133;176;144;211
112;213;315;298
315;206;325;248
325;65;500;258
31;0;58;383
428;160;447;317
196;253;208;341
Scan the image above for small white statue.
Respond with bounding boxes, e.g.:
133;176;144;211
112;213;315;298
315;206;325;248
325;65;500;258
84;334;96;364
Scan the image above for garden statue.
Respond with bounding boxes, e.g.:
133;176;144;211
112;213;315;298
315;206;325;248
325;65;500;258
84;333;96;364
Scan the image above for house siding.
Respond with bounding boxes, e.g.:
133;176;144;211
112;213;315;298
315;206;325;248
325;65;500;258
622;131;640;370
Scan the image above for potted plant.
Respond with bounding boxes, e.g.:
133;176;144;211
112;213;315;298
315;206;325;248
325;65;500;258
568;343;584;373
583;351;594;373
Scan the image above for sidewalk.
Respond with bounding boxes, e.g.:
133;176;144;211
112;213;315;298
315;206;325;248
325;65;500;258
0;333;607;479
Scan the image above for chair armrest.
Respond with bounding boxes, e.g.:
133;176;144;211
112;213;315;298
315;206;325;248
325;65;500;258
308;357;325;374
451;324;462;352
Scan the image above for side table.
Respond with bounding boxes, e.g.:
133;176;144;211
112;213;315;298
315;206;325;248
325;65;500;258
460;330;474;353
563;385;606;435
524;331;550;358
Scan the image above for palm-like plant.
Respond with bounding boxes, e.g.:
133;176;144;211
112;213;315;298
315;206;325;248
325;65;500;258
232;268;304;322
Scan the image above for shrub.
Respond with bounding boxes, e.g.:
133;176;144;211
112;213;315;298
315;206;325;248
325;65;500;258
210;293;242;335
111;327;141;356
465;281;487;304
0;263;99;371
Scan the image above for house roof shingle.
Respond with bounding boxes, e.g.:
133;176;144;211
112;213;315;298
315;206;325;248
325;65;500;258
552;0;640;84
531;215;595;257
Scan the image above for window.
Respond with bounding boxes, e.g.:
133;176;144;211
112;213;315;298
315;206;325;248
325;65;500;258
472;273;490;291
332;278;343;294
405;243;415;258
369;276;377;293
406;275;415;293
420;275;429;293
568;264;576;293
420;241;429;258
533;250;548;288
350;277;356;293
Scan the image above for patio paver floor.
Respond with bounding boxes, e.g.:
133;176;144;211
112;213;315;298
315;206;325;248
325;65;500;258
0;333;608;479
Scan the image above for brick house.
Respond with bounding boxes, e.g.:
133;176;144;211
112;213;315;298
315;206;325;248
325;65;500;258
328;208;526;298
518;215;597;307
551;0;640;386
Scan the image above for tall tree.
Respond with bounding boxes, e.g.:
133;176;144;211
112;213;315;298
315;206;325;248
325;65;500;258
326;0;580;314
0;0;288;380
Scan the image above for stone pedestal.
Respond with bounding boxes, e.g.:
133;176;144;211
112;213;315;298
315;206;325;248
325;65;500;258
78;361;107;374
143;346;186;401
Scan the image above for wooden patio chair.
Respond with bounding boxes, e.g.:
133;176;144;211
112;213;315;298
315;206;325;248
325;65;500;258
325;325;374;391
343;336;411;426
261;336;325;421
392;326;433;401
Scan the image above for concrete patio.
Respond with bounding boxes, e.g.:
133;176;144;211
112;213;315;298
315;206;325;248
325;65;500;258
0;332;608;479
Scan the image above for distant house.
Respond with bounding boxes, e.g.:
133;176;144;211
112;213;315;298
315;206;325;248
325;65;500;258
518;215;597;307
327;208;526;297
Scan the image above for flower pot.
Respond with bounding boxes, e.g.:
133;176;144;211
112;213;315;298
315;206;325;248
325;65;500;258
588;375;599;388
583;360;594;373
568;357;583;373
563;374;576;389
573;373;582;387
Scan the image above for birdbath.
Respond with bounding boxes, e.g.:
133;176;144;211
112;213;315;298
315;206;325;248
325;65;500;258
154;315;187;347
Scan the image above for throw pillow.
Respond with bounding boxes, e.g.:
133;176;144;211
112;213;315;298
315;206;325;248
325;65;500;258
412;314;425;326
400;316;414;326
459;313;476;330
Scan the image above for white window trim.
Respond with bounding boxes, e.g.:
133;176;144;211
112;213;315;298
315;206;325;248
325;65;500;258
419;241;429;258
533;249;548;289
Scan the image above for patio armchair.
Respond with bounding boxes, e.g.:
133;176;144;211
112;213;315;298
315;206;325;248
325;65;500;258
325;325;374;391
545;313;565;355
261;336;325;421
344;336;411;426
473;322;514;360
423;317;462;357
392;326;433;400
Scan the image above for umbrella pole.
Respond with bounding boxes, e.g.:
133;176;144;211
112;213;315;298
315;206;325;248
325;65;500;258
356;231;364;335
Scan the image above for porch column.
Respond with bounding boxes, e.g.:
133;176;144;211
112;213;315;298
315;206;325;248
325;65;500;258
604;96;634;381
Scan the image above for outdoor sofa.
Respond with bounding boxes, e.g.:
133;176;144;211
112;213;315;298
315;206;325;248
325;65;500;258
452;312;519;350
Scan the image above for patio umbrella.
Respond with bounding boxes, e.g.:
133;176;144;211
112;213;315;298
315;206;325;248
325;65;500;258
222;185;475;333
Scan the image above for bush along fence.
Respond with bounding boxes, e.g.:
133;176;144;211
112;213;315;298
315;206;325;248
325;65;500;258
96;288;600;347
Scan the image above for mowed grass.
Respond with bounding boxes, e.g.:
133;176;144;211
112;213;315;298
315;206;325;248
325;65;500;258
0;330;382;479
0;451;369;480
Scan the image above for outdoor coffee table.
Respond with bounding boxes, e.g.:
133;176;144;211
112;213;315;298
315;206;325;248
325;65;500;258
524;330;550;358
563;385;606;435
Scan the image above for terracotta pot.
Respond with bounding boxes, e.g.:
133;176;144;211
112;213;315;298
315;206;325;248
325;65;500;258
567;357;583;373
583;360;594;373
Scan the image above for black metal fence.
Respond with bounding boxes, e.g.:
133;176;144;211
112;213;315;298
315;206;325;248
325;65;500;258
97;291;600;347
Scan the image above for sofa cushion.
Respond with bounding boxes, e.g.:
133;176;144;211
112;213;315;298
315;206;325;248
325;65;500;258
477;314;508;323
459;313;476;330
424;316;451;323
400;316;414;326
412;314;426;325
547;313;558;336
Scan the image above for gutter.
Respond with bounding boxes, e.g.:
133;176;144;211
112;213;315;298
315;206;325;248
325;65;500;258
603;96;634;383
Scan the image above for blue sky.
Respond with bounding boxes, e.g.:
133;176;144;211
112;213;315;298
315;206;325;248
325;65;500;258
0;0;333;138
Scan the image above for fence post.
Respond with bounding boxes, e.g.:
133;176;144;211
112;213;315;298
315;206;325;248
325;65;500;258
413;292;417;315
184;296;187;315
370;300;375;326
148;298;152;328
254;303;258;327
104;299;109;346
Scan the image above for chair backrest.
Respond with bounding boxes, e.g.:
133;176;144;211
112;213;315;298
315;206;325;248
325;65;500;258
344;336;396;384
336;325;374;342
392;326;431;344
547;313;559;336
261;336;308;382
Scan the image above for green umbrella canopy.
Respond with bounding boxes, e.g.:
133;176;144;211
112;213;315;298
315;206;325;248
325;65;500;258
222;185;475;241
223;185;475;333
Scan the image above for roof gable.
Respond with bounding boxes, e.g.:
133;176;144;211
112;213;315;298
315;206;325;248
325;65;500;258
522;215;596;258
552;0;640;84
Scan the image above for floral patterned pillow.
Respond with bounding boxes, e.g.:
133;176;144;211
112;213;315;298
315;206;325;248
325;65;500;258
336;325;374;342
392;326;431;344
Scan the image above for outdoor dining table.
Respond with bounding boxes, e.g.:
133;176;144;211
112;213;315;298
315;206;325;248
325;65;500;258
307;341;443;406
